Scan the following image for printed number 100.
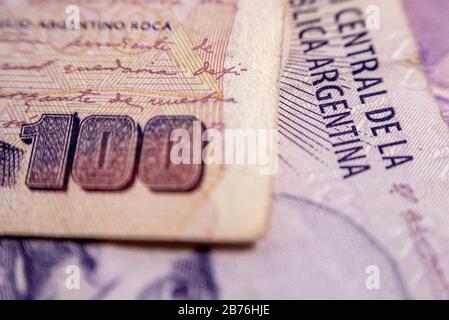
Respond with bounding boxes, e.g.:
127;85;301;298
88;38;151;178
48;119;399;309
20;114;203;192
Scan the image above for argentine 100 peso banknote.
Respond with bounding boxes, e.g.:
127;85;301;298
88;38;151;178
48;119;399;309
272;0;449;299
1;0;449;301
0;0;284;242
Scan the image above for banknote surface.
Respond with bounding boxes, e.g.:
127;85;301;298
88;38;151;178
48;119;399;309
2;0;449;300
272;0;449;299
0;0;284;242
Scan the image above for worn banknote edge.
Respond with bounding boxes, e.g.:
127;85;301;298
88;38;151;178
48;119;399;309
194;0;287;243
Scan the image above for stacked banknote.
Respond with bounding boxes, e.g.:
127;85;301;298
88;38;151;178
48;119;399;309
0;0;283;242
1;0;449;299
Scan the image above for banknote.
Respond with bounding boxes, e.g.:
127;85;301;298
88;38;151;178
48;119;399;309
0;0;284;242
2;0;449;300
268;0;449;299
